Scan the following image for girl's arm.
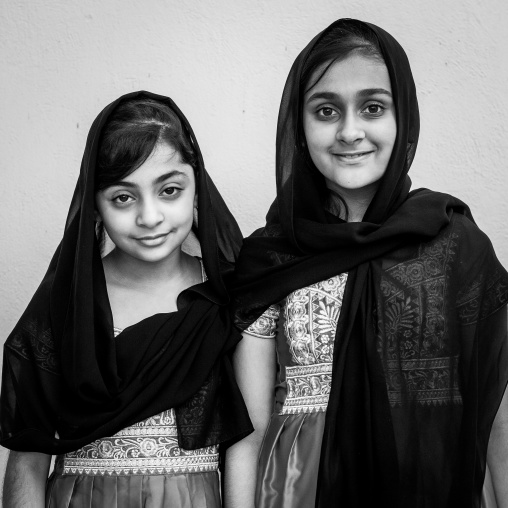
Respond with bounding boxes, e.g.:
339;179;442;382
487;384;508;508
3;450;52;507
224;331;276;508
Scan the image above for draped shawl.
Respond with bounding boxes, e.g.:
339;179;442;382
1;91;252;454
232;19;508;507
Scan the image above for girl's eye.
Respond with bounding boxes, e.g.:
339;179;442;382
113;194;133;204
363;104;385;116
317;107;337;118
162;187;181;197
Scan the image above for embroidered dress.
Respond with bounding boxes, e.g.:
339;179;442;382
46;331;221;508
46;259;222;507
249;217;508;508
249;274;348;508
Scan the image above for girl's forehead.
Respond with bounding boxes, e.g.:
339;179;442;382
123;143;194;184
307;54;391;97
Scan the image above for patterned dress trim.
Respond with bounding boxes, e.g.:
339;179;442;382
56;409;219;476
245;305;280;338
385;356;462;406
280;363;332;415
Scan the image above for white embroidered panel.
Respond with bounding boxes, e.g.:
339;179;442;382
58;409;219;476
284;273;347;365
280;273;347;414
281;363;333;415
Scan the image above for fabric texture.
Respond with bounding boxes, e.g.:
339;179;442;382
0;91;253;455
45;471;221;508
232;19;508;507
256;412;326;508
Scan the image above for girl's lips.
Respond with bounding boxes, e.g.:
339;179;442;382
333;151;374;162
134;233;169;246
136;233;168;240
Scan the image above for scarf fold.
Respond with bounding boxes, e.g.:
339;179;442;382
232;19;508;507
1;91;252;454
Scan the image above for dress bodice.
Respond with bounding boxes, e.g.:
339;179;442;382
246;273;348;414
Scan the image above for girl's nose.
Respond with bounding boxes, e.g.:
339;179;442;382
136;199;164;228
336;113;365;144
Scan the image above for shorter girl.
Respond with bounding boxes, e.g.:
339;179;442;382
1;91;252;507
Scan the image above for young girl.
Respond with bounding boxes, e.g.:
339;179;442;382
1;91;252;507
227;19;508;508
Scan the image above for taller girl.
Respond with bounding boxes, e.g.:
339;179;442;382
228;19;508;508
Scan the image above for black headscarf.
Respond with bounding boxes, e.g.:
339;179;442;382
233;20;508;507
0;91;253;454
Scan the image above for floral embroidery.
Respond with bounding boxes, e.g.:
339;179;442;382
378;230;462;406
280;363;333;414
57;409;218;476
245;305;280;338
385;357;462;406
284;273;348;365
275;273;347;414
457;265;508;324
6;318;59;374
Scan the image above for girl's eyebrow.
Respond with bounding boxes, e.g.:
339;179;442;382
306;88;392;103
357;88;392;98
153;170;189;185
110;170;189;189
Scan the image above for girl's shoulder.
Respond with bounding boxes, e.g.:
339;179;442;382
449;212;492;251
444;212;503;278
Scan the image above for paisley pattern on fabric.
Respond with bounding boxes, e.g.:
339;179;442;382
457;264;508;324
377;230;462;406
6;318;59;375
281;363;333;415
245;305;280;338
57;409;219;476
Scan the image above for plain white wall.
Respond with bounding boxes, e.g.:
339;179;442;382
1;0;507;485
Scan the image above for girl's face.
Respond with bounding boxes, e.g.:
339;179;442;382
303;53;396;200
95;142;196;264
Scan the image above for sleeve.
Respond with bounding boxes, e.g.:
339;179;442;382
244;304;280;338
455;221;508;325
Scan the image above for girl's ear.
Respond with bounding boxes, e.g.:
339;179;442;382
94;210;102;223
193;194;198;224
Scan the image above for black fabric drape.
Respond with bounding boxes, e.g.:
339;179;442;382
232;19;508;507
0;91;253;454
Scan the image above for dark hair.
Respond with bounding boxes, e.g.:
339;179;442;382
301;22;383;95
299;22;384;220
95;98;196;192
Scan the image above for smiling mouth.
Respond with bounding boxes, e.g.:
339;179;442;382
135;233;169;241
334;151;373;159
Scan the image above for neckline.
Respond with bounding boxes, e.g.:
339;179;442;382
113;258;206;335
